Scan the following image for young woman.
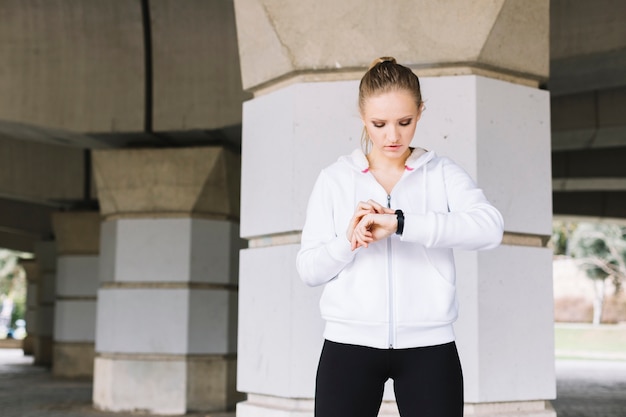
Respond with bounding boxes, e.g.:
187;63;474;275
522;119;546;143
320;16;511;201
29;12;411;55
296;57;504;417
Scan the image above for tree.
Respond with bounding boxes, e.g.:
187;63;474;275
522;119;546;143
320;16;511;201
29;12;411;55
568;222;626;325
0;249;27;336
551;220;578;256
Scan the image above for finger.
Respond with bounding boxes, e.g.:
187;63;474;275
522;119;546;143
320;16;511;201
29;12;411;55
352;227;367;247
355;228;373;245
356;201;371;210
348;209;371;237
367;199;387;213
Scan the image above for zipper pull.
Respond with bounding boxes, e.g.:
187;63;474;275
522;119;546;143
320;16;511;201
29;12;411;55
387;194;391;209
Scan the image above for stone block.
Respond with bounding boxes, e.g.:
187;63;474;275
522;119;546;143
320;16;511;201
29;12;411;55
96;288;235;355
241;76;551;238
240;80;361;238
234;0;548;90
237;244;324;398
415;75;552;236
53;342;95;378
187;355;244;411
35;305;54;338
54;300;97;342
94;355;240;414
34;241;57;272
25;310;37;335
93;147;240;218
94;356;188;414
52;212;101;255
22;335;34;356
454;245;556;403
99;218;243;284
56;255;99;296
26;282;38;308
33;335;53;366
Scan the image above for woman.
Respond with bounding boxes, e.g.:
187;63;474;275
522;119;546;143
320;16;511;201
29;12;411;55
296;57;504;417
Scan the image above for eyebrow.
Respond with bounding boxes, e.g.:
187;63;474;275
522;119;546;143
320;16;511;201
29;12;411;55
370;115;414;121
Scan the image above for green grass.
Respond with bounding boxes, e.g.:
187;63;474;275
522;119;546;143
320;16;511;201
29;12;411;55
555;323;626;360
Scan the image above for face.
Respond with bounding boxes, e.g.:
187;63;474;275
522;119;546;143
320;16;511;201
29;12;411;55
361;89;421;161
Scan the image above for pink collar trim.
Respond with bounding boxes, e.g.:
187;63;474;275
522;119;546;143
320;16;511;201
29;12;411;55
361;166;413;174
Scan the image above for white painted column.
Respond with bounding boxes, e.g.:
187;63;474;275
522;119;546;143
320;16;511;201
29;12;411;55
92;146;244;415
236;78;555;416
32;240;56;366
234;2;554;415
418;75;556;415
51;211;100;378
237;81;362;417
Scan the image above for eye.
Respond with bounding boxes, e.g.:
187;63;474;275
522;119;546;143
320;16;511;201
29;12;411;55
373;122;385;128
399;119;412;126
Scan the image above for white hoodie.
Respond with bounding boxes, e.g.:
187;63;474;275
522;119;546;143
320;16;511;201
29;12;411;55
296;148;504;349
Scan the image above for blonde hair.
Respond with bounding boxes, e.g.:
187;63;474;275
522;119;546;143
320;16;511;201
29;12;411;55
359;57;424;153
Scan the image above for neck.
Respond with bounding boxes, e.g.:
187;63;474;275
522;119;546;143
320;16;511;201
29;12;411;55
367;148;411;171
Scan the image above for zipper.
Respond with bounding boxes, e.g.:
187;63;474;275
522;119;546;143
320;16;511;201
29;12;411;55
387;194;395;349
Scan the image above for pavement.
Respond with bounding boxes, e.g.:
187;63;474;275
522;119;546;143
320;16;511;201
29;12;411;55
552;359;626;417
1;348;625;417
0;348;234;417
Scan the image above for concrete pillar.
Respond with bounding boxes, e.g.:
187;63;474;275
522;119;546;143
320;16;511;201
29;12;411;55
21;259;37;356
51;211;100;378
234;1;555;416
92;147;244;415
32;240;56;366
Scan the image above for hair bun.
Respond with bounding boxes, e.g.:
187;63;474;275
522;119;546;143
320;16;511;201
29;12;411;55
369;56;397;70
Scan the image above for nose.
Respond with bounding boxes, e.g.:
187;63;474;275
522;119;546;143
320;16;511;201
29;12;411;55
388;124;400;142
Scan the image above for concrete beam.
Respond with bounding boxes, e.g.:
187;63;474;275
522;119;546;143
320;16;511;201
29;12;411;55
0;230;38;253
551;87;626;150
552;146;626;219
549;48;626;96
552;147;626;179
553;191;626;219
0;120;112;149
0;197;55;238
0;134;86;202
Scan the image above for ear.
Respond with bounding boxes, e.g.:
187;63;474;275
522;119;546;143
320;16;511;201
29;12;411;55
415;103;425;123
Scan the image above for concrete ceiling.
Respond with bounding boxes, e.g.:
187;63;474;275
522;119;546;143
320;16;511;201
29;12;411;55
0;0;624;251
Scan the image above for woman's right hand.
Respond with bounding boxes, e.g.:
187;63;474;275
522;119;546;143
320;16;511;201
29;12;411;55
346;200;393;250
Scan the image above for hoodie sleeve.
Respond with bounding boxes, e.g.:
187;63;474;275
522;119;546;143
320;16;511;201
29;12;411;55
296;170;358;287
401;158;504;250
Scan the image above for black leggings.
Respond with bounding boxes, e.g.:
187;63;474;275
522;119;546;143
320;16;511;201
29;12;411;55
315;340;463;417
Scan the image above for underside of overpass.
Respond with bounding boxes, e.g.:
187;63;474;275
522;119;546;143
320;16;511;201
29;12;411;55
549;0;626;221
0;0;248;253
0;1;624;253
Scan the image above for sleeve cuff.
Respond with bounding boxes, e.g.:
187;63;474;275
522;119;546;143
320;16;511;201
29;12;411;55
327;235;359;262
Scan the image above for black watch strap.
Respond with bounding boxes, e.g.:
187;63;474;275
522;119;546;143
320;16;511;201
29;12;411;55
395;209;404;236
